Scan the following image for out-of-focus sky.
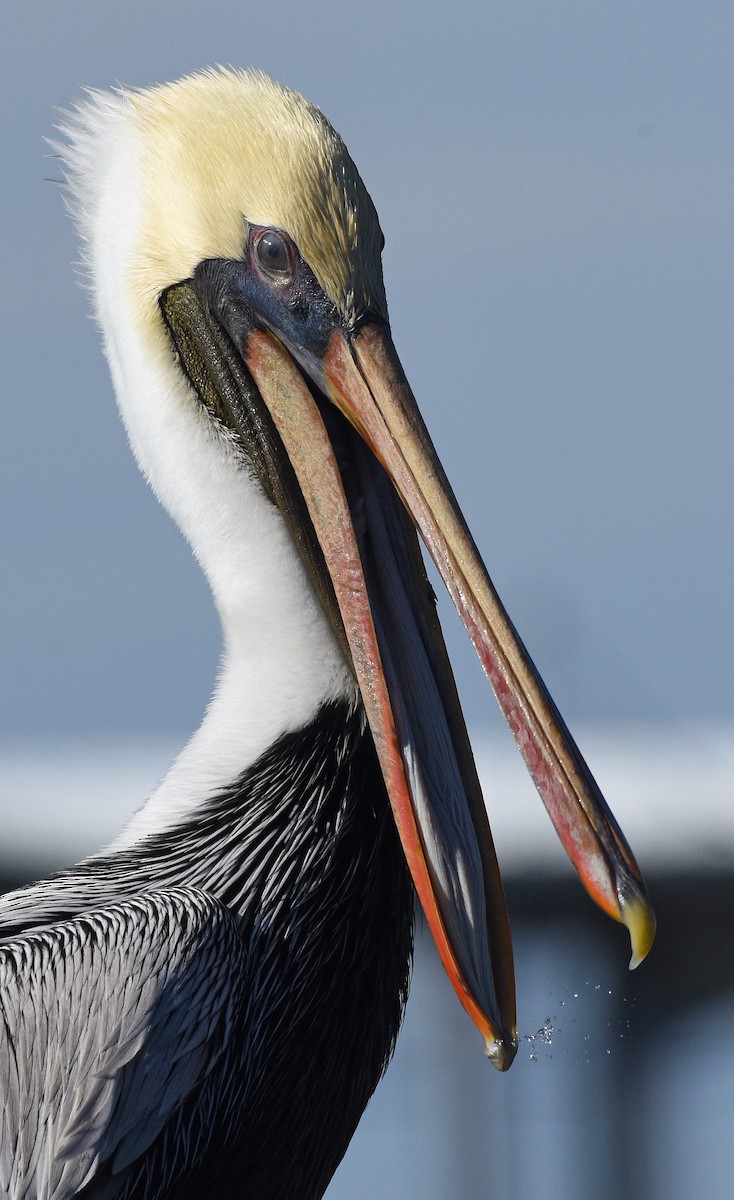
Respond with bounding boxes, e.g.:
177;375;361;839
1;0;732;739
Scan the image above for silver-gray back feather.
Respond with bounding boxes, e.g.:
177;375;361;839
0;888;247;1200
0;704;413;1200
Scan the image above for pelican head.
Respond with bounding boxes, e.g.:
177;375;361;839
60;68;654;1071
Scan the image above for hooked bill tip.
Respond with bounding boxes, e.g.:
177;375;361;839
622;895;656;969
484;1035;517;1072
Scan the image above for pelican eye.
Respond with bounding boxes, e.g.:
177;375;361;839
255;230;292;279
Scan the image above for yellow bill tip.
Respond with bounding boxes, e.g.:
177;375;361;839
623;894;657;969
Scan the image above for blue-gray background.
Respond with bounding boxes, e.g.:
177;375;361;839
1;5;732;1200
2;0;731;739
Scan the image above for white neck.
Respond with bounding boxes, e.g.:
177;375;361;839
64;92;356;848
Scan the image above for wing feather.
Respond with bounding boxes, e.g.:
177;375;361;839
0;886;248;1200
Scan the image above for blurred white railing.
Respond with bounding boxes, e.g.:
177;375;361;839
1;723;731;871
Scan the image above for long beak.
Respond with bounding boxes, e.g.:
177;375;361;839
161;284;655;1071
317;324;655;962
244;329;516;1066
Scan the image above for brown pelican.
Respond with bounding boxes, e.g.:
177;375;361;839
0;69;654;1199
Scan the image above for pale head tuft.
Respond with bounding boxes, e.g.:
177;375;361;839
58;68;387;337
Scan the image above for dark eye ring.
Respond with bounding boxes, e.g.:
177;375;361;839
254;230;292;278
